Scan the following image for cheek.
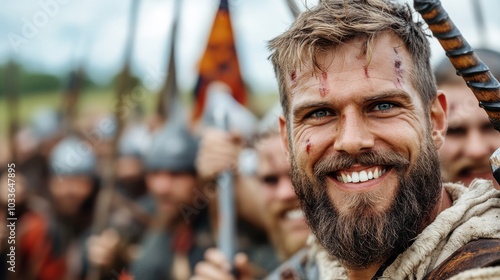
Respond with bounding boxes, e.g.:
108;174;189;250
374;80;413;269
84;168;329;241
75;184;93;199
439;138;462;160
259;186;274;206
173;178;196;201
50;184;66;198
294;128;335;169
486;134;500;151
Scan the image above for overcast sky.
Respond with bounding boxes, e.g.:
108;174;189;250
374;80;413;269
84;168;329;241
1;0;500;94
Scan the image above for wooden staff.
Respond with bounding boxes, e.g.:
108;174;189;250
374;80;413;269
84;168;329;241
157;0;181;121
413;0;500;182
284;0;300;19
86;1;141;279
5;60;19;163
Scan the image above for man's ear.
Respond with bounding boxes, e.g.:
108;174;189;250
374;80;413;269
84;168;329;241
431;90;448;149
279;115;291;160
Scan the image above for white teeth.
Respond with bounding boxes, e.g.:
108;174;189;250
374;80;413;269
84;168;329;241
351;172;360;183
285;209;304;220
359;171;368;182
336;167;388;183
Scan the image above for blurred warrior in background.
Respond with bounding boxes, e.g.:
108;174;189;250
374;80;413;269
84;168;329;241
436;48;500;190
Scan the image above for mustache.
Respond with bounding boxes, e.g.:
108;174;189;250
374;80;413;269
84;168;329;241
313;150;410;178
451;160;490;176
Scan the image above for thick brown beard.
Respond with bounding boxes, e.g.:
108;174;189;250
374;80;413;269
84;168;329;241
290;136;442;269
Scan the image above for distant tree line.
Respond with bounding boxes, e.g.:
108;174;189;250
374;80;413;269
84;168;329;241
0;63;100;97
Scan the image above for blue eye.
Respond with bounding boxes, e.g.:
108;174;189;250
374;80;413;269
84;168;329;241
374;103;394;111
311;110;331;118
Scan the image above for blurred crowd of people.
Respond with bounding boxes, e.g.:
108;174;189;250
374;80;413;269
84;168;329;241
0;77;311;280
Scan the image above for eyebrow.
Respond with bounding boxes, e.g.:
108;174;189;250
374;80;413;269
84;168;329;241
363;89;413;104
292;101;333;118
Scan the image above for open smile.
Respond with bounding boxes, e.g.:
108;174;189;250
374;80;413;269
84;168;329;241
335;166;387;183
327;165;392;191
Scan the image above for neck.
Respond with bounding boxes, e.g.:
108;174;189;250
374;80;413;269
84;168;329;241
425;187;452;228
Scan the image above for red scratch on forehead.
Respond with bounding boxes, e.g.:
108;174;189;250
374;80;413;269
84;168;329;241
393;48;403;88
319;72;330;97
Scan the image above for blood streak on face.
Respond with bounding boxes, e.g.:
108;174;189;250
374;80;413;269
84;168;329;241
393;47;403;88
306;139;312;154
291;71;296;81
319;72;330;97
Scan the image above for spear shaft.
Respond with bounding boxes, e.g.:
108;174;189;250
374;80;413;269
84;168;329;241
414;0;500;130
157;0;181;121
86;1;141;279
6;60;19;163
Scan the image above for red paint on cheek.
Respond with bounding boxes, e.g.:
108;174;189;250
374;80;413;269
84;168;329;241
306;139;312;154
319;72;330;97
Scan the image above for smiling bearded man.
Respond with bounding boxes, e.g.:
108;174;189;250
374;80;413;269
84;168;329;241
265;0;500;279
186;1;500;279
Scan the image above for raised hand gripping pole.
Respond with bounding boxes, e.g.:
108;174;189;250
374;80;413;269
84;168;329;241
413;0;500;183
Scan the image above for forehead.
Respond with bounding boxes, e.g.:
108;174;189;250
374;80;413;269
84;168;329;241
442;83;489;125
287;32;416;105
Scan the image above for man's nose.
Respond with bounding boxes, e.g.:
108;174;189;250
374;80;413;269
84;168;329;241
275;177;296;201
333;112;375;154
463;129;490;160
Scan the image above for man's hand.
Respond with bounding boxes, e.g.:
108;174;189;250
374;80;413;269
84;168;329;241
191;248;253;280
196;128;242;181
86;228;120;268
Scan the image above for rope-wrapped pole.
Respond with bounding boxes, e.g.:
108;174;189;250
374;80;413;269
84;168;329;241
414;0;500;130
413;0;500;182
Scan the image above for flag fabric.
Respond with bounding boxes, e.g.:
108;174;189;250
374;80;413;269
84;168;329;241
192;0;247;122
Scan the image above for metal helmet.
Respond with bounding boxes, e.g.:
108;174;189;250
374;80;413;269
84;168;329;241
118;124;151;158
202;82;258;140
144;119;198;173
31;107;62;141
257;103;282;138
49;136;96;177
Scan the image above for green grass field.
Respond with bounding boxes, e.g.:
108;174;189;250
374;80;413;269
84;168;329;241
0;88;279;139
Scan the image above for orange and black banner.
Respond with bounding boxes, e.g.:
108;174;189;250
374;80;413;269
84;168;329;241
192;0;247;122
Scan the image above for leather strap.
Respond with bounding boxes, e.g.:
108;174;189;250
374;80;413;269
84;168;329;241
424;239;500;280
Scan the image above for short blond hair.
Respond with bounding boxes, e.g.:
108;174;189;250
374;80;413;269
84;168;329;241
268;0;437;119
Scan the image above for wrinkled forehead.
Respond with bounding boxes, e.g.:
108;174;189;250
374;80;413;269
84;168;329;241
285;32;411;91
